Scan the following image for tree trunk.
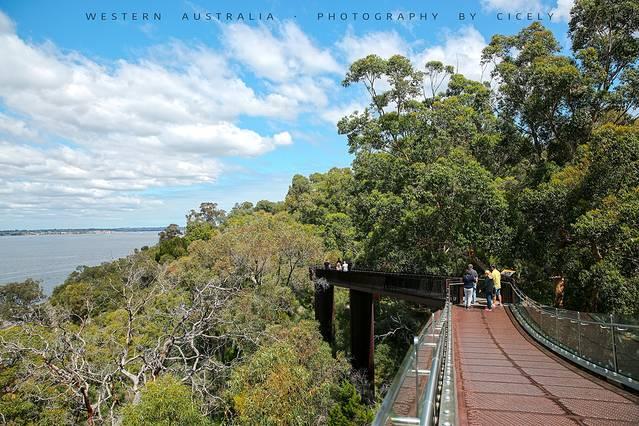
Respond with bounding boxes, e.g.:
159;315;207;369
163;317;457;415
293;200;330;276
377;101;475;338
80;386;95;426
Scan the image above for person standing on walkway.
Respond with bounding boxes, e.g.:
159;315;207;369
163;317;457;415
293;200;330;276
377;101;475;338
336;260;343;271
463;267;475;310
491;265;502;307
342;260;349;272
484;270;494;311
468;264;478;305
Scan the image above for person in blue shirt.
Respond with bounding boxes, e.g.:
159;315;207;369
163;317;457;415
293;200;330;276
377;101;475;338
462;266;476;310
468;264;478;304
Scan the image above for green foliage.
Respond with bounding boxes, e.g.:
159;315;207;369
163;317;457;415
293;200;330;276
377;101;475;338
568;189;639;316
511;124;639;315
0;279;43;321
184;221;217;245
121;375;212;426
0;327;75;425
327;381;375;425
220;282;304;354
50;256;158;319
255;199;285;214
285;168;359;261
286;168;354;224
483;22;587;163
228;201;255;219
570;0;639;124
186;202;226;227
155;236;188;263
159;224;182;242
322;212;358;259
227;321;348;425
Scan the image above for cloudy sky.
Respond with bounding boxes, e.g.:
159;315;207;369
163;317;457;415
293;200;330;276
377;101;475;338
0;0;573;229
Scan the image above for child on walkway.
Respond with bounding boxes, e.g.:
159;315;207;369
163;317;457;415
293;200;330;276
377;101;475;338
484;270;494;311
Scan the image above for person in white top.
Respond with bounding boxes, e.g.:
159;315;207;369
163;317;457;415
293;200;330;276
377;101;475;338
342;261;349;272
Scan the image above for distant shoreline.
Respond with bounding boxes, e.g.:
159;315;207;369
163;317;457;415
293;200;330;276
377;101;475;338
0;228;164;237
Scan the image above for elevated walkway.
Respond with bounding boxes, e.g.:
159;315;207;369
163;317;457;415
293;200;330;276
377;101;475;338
454;304;639;425
310;268;639;424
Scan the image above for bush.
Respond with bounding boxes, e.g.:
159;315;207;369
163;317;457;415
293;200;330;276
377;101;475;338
227;321;348;425
121;375;212;426
328;381;375;425
0;279;44;321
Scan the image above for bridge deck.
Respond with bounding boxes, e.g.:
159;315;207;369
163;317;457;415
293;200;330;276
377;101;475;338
453;305;639;425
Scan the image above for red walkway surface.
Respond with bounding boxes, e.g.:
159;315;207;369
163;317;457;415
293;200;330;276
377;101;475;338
453;305;639;425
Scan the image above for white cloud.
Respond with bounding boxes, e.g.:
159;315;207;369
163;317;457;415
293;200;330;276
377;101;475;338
162;124;292;156
482;0;573;23
337;30;409;64
336;27;489;86
320;101;367;126
0;10;14;35
222;22;341;81
413;27;489;83
0;11;322;222
0;113;38;139
551;0;574;22
481;0;543;12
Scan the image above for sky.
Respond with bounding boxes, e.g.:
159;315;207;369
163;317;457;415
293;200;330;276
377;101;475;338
0;0;574;229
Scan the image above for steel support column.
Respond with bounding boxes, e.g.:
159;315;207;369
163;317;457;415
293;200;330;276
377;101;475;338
350;289;375;401
314;281;335;344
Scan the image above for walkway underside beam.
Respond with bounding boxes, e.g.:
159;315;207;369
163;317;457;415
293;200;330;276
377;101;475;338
314;269;447;309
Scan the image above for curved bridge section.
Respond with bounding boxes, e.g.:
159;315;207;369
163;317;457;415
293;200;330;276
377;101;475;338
310;268;639;424
453;304;639;425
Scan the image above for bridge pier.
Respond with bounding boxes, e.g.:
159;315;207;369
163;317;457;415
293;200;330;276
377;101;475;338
350;289;375;401
314;281;334;344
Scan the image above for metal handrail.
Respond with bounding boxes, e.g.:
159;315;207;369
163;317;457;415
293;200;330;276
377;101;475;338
372;302;452;426
373;315;436;424
437;308;456;426
315;265;453;280
418;302;450;425
509;282;639;329
509;280;639;391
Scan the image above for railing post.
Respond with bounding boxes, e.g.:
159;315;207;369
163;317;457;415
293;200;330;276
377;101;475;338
555;307;559;343
577;311;582;357
413;336;419;418
610;314;618;374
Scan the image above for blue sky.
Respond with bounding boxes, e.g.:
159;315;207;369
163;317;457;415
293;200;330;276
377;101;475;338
0;0;573;229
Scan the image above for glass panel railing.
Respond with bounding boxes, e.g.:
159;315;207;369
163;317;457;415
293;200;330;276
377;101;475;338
579;322;614;370
372;302;451;426
372;316;432;424
556;315;578;352
509;281;639;389
616;326;639;378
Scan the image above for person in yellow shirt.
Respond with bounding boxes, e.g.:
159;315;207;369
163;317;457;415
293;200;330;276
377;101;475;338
491;265;502;307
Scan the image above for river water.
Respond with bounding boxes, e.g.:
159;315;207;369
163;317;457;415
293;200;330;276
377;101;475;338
0;232;159;294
